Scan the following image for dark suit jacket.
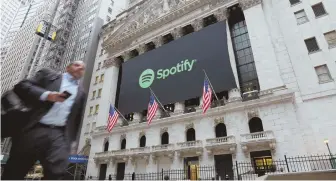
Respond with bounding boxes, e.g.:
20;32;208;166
13;68;86;146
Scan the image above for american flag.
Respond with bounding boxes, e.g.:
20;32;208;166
107;105;119;132
202;78;212;114
147;92;158;125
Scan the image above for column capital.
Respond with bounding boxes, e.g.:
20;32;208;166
153;36;163;47
122;52;131;61
103;57;122;68
214;7;228;21
137;44;147;54
171;28;182;39
192;19;203;31
238;0;262;10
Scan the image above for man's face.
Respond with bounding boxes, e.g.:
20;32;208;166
67;61;85;80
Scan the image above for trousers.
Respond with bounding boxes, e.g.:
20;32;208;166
2;123;70;180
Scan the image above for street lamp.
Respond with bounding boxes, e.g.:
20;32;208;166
324;139;335;169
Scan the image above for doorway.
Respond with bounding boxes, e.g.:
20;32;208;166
250;150;274;176
214;154;233;180
184;157;199;180
98;164;107;180
116;162;125;180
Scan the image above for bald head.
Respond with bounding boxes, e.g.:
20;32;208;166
66;61;86;80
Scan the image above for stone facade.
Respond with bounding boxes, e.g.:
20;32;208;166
78;0;336;179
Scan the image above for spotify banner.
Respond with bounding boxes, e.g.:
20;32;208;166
118;21;237;114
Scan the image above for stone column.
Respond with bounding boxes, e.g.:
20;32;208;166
192;19;203;31
133;112;143;123
174;102;185;115
214;7;228;22
96;58;121;128
154;108;163;119
153;36;163;48
239;0;284;90
171;28;183;39
226;20;240;88
227;88;242;103
137;44;146;54
122;51;131;61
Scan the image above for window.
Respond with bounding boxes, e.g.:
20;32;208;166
91;122;96;132
315;65;332;83
289;0;300;6
95;76;99;84
86;123;90;133
106;16;111;22
100;74;104;82
92;90;96;99
324;30;336;48
294;10;308;24
108;7;112;13
98;88;102;98
89;106;93;115
94;105;100;114
312;3;327;17
97;62;101;70
304;37;320;53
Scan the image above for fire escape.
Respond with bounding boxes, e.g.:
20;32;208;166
44;0;79;71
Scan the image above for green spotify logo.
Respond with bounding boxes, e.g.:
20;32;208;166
139;69;155;88
139;59;196;88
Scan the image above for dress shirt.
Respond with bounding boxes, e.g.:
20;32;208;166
39;73;79;126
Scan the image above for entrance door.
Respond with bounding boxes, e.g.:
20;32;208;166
184;157;199;180
116;162;126;180
98;164;107;180
250;150;273;176
214;154;234;180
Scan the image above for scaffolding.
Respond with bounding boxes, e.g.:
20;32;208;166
42;0;79;71
64;138;91;180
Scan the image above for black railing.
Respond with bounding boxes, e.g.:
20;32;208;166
87;154;336;180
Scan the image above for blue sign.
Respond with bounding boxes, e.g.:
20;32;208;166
68;155;88;163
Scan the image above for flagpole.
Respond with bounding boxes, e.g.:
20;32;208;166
148;87;170;116
109;101;128;125
114;107;129;123
203;69;220;101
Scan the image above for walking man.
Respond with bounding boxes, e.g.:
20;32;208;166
2;61;86;180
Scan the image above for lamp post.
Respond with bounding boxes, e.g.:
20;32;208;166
324;139;335;169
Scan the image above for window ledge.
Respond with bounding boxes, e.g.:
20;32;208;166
328;45;336;49
291;2;302;7
308;49;322;55
319;79;334;84
297;20;309;25
315;13;328;19
91;98;95;100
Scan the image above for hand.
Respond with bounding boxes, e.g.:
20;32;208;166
47;92;66;102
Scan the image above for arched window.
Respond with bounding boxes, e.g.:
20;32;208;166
249;117;264;133
104;141;109;152
139;135;146;147
215;123;227;137
161;132;169;145
186;128;196;141
120;138;126;150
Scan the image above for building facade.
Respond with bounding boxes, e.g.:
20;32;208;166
1;0;42;62
0;0;60;93
80;0;336;179
30;0;127;93
0;0;24;43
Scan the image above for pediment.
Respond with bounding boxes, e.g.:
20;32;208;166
102;0;229;51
